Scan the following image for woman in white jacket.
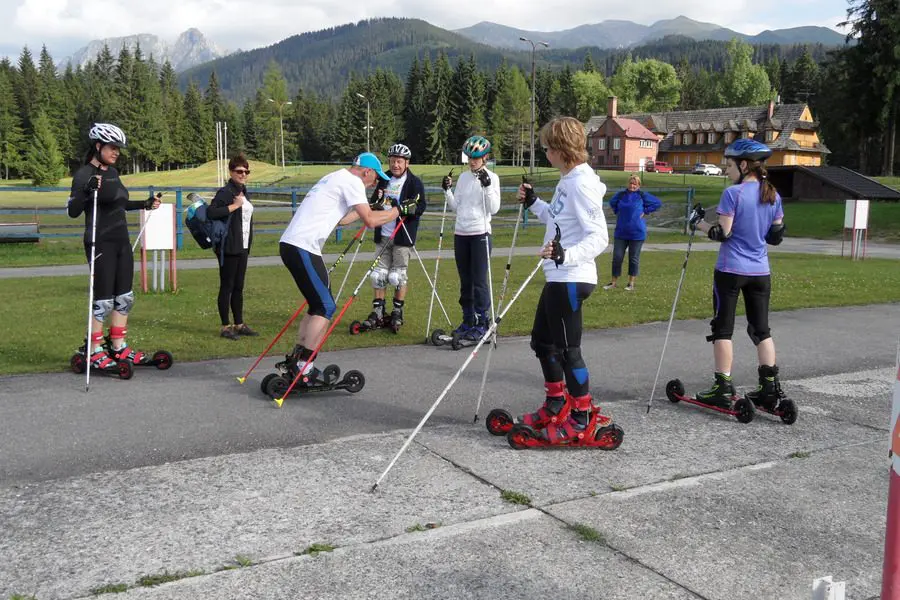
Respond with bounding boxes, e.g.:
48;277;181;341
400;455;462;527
441;135;501;340
512;117;620;446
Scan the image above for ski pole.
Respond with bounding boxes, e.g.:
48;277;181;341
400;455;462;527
647;204;704;414
473;171;528;422
372;258;545;492
274;218;407;407
130;193;163;253
237;223;367;384
334;227;366;306
425;169;454;342
398;219;452;327
84;187;100;392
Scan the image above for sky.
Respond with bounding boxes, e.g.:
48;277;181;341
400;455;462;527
0;0;853;62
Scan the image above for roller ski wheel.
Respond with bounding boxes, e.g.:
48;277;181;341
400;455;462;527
748;395;798;425
150;350;174;370
390;321;401;334
486;408;515;436
324;364;341;384
451;331;462;351
665;378;755;424
70;353;86;374
430;328;449;346
341;370;366;393
260;373;280;396
349;320;362;335
265;374;290;399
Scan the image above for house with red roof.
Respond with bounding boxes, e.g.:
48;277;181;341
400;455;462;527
584;97;660;170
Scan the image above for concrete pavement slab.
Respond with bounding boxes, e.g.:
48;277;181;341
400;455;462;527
0;435;520;600
546;441;887;600
116;510;700;600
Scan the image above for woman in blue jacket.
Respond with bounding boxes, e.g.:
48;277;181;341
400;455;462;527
603;174;662;291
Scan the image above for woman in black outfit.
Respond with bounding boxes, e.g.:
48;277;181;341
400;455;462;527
207;153;257;340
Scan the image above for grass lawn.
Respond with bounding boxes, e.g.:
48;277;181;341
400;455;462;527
2;250;897;375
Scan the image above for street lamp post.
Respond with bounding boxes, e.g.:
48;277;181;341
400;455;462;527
519;37;549;175
267;98;292;172
355;92;371;153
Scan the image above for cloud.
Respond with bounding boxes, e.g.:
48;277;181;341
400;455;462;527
2;0;844;60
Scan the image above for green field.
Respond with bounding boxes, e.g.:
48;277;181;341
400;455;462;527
2;250;899;375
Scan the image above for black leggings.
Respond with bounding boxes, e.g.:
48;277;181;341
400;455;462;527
85;241;133;300
708;269;771;344
530;282;596;396
454;233;492;318
217;251;249;326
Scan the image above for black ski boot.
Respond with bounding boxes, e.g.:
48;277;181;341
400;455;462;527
695;372;736;408
390;299;404;334
746;365;785;410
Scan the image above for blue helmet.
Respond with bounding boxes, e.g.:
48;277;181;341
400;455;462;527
463;135;491;158
724;138;772;162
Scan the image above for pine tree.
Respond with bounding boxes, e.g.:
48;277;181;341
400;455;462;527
426;52;454;164
554;65;578;117
159;61;185;167
129;50;166;171
0;69;25;179
241;98;260;159
583;50;597;73
25;110;65;185
449;55;485;156
182;82;210;164
15;47;40;133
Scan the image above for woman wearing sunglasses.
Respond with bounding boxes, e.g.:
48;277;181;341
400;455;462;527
207;153;257;340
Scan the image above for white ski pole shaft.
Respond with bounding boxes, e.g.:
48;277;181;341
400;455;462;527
372;259;544;492
425;197;450;340
131;207;155;253
647;229;697;414
84;188;99;392
334;229;365;305
399;220;451;325
473;201;524;421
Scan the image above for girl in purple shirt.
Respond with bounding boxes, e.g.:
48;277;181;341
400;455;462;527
692;139;789;412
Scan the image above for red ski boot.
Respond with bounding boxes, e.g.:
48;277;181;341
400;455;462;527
506;393;624;450
485;381;569;436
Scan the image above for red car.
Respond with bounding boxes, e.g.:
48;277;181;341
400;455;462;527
646;160;673;173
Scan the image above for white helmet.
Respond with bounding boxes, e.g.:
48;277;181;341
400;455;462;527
387;143;411;159
89;123;127;148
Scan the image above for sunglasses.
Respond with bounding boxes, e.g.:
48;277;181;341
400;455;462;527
232;169;250;175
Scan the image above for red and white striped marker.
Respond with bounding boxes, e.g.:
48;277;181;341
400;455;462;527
882;342;900;599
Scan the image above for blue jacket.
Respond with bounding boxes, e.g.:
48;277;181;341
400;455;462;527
609;190;662;241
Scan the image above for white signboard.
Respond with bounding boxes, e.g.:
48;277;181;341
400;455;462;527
142;204;175;250
844;199;869;229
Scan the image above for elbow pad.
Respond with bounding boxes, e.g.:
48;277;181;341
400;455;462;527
708;224;731;242
765;223;785;246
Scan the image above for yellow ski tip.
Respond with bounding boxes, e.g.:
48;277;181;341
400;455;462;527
274;397;285;408
236;377;246;384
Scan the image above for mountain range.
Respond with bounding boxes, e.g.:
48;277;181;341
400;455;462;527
454;16;847;49
66;28;228;72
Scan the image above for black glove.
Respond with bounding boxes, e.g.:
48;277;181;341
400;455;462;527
397;196;419;217
83;174;101;194
144;192;162;210
688;203;705;229
548;224;565;268
476;169;491;188
522;184;536;209
441;175;452;191
369;187;385;210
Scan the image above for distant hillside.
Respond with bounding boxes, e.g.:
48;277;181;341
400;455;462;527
454;16;847;49
179;18;840;102
178;18;530;102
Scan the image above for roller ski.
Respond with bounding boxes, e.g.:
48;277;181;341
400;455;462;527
104;335;173;370
502;392;624;450
349;299;390;335
665;373;755;423
744;365;797;424
260;346;366;399
486;381;570;436
70;338;133;380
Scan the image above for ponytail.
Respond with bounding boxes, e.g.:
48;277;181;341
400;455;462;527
749;162;777;205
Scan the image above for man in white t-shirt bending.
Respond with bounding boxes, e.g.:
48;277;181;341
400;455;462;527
279;152;399;381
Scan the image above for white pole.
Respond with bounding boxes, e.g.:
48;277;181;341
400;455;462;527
280;111;286;172
84;188;99;392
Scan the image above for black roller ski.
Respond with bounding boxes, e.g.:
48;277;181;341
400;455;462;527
744;366;798;424
349;314;390;335
262;367;366;399
665;378;755;423
104;337;173;370
70;342;134;380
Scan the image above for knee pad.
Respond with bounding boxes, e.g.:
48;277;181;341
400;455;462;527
370;267;388;289
92;298;114;322
746;323;771;346
530;339;557;359
705;317;734;342
388;268;407;288
562;347;590;386
114;291;135;315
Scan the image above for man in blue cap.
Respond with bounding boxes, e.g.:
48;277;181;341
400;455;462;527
279;152;398;380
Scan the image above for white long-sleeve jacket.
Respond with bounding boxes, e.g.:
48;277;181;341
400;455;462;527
444;169;501;235
529;163;609;284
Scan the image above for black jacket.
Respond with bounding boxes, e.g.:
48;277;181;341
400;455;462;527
207;179;254;255
373;169;427;247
